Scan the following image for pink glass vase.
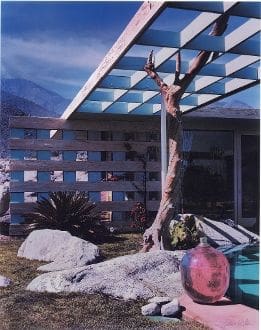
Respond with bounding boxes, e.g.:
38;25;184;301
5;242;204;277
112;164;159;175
180;237;230;304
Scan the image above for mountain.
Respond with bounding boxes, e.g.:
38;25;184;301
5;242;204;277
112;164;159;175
0;78;71;158
1;78;70;116
207;99;253;109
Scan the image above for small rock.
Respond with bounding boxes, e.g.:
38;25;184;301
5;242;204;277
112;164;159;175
0;275;11;287
161;299;180;317
141;303;161;316
148;296;172;305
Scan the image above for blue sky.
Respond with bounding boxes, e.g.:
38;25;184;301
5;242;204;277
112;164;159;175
1;1;260;108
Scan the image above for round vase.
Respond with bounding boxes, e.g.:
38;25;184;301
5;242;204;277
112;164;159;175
180;237;230;304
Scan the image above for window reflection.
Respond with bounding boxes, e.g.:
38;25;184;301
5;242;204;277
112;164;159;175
182;130;234;220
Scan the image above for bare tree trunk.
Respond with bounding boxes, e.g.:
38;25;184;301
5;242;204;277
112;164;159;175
141;14;229;252
141;110;183;251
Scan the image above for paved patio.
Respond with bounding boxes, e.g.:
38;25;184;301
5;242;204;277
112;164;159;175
180;293;259;330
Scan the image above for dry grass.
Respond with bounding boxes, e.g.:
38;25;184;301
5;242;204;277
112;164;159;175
0;234;209;330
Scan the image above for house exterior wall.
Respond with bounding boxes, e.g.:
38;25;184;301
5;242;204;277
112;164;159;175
8;115;161;235
8;113;259;235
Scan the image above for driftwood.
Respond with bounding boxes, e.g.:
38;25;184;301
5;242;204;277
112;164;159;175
141;14;229;252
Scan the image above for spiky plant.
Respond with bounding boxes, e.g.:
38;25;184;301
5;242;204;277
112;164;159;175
25;191;106;239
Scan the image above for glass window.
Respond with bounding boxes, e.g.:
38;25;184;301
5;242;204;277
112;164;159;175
112;192;125;201
37;171;50;182
88;151;101;161
88;172;102;182
10;150;24;160
89;192;100;202
63;151;76;161
24;129;36;139
37;192;49;201
11;171;24;182
241;135;259;218
10;128;24;139
37;129;50;139
182;130;234;220
63;130;75;140
37;151;51;160
63;171;76;182
112;152;125;161
10;192;24;203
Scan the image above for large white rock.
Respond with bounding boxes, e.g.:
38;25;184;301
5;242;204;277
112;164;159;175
148;296;172;305
18;229;72;261
38;236;100;272
18;229;100;271
0;275;11;287
27;251;183;300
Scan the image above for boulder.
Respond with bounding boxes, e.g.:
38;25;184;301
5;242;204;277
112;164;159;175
161;299;180;317
18;229;100;271
141;303;161;316
27;250;183;300
0;185;10;217
148;296;172;305
0;275;11;287
18;229;72;261
38;236;100;272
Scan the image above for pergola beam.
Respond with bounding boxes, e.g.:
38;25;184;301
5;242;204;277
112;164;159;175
61;1;167;119
61;1;259;119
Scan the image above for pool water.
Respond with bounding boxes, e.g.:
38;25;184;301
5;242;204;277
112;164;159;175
221;244;259;309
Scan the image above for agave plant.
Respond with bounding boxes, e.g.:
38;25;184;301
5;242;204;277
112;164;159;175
25;191;106;239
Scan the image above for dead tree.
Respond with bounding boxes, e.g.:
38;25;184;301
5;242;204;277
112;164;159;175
141;14;229;252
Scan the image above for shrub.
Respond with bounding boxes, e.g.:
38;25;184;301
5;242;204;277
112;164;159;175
25;191;109;241
169;214;200;250
130;202;148;232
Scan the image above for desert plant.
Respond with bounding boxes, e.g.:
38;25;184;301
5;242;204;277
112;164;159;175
169;214;200;250
25;191;108;240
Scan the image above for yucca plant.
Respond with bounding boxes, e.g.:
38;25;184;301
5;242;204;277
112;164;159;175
25;191;107;240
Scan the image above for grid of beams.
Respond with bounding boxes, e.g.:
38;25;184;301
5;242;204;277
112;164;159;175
62;1;260;119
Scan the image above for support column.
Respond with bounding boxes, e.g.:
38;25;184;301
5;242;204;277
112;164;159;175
160;99;167;196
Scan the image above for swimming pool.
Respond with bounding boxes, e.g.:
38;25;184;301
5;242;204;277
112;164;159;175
220;243;259;309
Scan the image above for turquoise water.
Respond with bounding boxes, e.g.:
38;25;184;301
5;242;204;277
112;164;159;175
222;244;259;309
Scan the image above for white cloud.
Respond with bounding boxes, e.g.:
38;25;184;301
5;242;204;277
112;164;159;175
2;35;109;70
1;35;111;97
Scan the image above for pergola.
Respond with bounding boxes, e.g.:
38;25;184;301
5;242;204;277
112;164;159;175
61;1;260;120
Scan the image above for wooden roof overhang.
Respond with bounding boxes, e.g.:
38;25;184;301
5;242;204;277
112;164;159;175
61;1;260;120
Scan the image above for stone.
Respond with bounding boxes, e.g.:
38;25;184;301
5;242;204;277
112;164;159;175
0;185;10;217
38;236;100;272
148;296;172;305
161;299;180;317
18;229;100;271
18;229;72;261
0;275;11;287
141;303;161;316
27;250;183;300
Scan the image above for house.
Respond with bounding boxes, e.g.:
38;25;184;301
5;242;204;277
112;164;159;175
7;1;260;235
